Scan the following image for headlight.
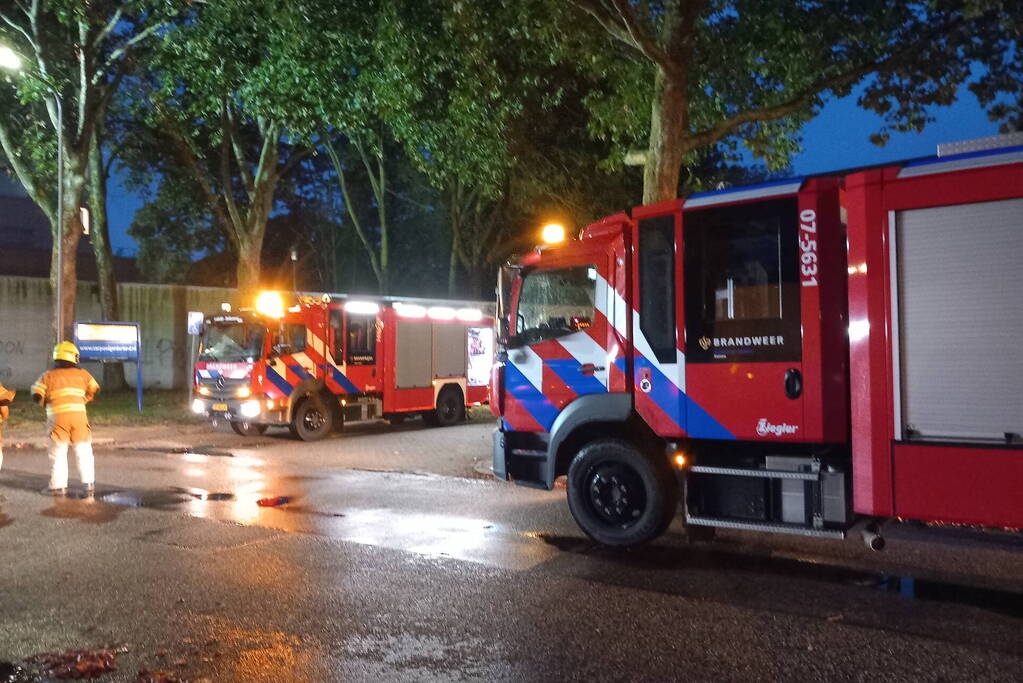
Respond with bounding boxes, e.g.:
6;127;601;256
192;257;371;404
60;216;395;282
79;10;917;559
197;386;212;396
236;386;252;398
239;400;261;418
191;399;207;414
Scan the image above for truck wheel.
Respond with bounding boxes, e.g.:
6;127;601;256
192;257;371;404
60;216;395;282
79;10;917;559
429;386;465;427
290;397;334;441
230;421;268;437
566;439;677;548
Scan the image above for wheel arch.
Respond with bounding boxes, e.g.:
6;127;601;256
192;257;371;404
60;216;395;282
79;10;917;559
546;393;664;488
285;378;336;423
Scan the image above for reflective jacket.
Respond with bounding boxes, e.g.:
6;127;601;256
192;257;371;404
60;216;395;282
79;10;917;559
0;382;13;421
31;368;100;419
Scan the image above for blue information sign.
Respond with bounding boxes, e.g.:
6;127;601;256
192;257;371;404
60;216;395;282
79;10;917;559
73;321;144;411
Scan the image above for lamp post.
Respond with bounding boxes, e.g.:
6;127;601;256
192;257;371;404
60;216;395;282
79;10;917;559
0;45;66;343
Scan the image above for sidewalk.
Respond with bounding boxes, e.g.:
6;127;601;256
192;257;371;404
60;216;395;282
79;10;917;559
3;422;249;452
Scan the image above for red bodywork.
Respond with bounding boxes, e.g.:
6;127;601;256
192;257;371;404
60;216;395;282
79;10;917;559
844;160;1023;528
494;146;1023;531
196;299;492;422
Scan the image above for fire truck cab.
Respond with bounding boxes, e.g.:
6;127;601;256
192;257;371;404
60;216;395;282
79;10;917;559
491;134;1023;547
193;294;494;440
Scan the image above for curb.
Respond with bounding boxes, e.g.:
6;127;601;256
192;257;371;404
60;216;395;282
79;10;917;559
8;437;116;450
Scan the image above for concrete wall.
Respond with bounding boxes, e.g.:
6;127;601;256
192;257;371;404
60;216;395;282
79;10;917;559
0;276;236;390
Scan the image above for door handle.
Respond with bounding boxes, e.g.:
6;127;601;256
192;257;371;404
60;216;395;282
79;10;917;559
784;368;802;399
579;363;605;375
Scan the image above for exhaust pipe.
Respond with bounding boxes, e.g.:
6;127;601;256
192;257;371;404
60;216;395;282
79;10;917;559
861;522;885;552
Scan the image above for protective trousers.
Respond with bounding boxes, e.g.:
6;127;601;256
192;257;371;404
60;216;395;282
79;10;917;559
48;441;94;490
47;414;94;490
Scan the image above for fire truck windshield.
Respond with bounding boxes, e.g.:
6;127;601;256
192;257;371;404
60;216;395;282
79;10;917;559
513;265;596;345
198;321;265;363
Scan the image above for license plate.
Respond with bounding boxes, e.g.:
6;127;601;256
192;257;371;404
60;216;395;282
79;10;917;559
212;403;229;412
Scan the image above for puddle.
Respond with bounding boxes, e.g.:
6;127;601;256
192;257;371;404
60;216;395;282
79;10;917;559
535;533;1023;619
99;490;193;509
132;446;237;458
170;487;235;502
40;498;124;524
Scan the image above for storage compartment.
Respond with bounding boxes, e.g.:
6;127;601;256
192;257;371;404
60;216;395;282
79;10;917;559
895;198;1023;441
689;473;768;521
433;323;468;379
395;321;433;389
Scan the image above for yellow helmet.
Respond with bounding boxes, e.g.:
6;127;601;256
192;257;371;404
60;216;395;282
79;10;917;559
53;341;80;364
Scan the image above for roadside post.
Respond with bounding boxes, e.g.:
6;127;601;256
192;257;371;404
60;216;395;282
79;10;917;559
186;311;204;402
73;321;143;411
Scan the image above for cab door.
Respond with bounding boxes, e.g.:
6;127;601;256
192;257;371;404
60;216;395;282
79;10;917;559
682;197;804;440
503;244;615;432
342;311;380;393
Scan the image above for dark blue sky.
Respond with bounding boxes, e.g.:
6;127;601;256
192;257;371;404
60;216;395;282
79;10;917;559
104;81;1002;255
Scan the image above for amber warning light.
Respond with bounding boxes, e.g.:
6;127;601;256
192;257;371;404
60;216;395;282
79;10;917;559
255;291;286;318
541;222;566;244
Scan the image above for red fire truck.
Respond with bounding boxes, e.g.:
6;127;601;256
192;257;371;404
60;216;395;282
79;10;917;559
192;293;494;440
491;134;1023;548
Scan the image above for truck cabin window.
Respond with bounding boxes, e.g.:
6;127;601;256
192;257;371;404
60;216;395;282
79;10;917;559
684;197;801;363
347;315;376;364
198;321;265;363
282;323;307;353
515;265;596;345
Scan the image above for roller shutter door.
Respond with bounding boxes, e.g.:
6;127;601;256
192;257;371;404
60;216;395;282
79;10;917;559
395;321;433;389
896;198;1023;440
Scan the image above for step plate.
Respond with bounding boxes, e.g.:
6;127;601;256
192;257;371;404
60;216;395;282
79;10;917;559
686;515;846;539
689;465;820;481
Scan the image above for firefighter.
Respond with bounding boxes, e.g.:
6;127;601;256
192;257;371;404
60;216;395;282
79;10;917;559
0;382;14;471
31;342;100;496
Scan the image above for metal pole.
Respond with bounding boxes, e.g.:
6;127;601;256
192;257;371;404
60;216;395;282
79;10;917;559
54;92;63;343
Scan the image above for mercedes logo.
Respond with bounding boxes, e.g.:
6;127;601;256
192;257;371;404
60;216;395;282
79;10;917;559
216;377;226;390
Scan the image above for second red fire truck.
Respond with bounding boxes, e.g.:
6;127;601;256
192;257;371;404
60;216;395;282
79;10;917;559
192;293;494;440
491;134;1023;548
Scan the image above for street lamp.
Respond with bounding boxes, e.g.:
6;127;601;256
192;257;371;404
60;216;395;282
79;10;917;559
0;46;22;71
0;44;65;342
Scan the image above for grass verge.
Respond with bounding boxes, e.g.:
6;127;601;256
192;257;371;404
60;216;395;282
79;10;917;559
4;390;203;428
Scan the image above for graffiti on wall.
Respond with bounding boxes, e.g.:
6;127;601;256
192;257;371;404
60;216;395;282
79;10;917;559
0;338;25;382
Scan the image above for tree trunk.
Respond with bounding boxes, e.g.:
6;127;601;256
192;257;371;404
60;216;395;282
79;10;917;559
447;184;462;297
88;134;128;390
52;167;86;343
235;237;263;303
376;153;389;295
643;68;689;204
467;265;484;300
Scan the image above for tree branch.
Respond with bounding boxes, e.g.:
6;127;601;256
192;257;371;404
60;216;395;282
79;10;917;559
0;114;53;221
570;0;637;50
276;145;310;179
324;137;382;283
92;7;123;49
222;102;255;198
98;19;165;78
159;110;237;249
607;0;676;75
353;136;382;200
684;21;965;154
218;109;245;234
0;11;38;52
253;119;279;188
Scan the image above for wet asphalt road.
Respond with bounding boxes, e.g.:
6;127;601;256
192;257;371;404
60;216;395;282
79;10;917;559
1;418;1022;681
